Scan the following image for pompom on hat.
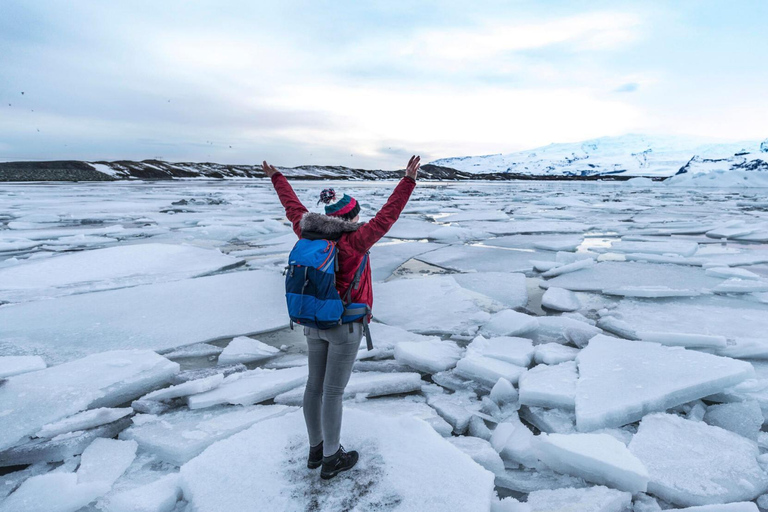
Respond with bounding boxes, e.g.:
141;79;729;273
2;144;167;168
318;188;360;220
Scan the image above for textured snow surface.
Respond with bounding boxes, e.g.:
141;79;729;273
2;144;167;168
575;335;754;431
629;413;768;506
0;355;46;378
394;338;463;373
0;350;178;451
525;485;632;512
180;409;496;511
519;361;577;410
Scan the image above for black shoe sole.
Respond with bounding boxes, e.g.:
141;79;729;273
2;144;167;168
320;455;359;480
307;460;322;469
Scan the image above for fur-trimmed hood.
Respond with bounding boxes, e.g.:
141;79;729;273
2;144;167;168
300;212;362;241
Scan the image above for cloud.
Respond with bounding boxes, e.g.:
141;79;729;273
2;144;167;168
614;82;640;93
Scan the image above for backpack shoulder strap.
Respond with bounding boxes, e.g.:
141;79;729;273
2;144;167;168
342;251;369;304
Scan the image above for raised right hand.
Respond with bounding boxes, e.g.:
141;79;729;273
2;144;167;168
405;155;420;180
262;160;279;178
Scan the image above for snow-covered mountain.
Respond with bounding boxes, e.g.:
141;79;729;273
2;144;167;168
430;134;763;178
666;149;768;187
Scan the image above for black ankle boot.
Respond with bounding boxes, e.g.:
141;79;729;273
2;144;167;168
320;445;358;480
307;442;323;469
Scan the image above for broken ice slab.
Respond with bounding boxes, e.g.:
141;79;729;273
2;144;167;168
541;258;595;278
601;285;702;298
0;355;46;378
603;240;699;257
519;406;576;434
713;278;768;293
169;363;246;385
141;374;224;402
345;396;453;437
533;316;601;347
427;391;480;434
525;486;632;512
519;362;577;410
703;400;763;440
394;339;464;373
601;295;768;349
635;331;727;349
159;343;223;360
481;310;539;337
0;350;178;451
0;472;111;512
629;413;768;507
102;473;182;512
453;272;528;309
187;366;307;409
483;234;584;252
705;266;762;280
542;261;722;293
77;438;137;487
0;417;133;467
0;243;242;303
541;287;581;312
37;408;133;438
575;335;754;431
467;335;534;367
179;409;496;512
455;354;527;388
120;404;295;465
217;336;279;365
448;436;505;476
0;270;288;364
415;244;556;273
672;504;759;512
494;467;586;494
358;322;441;360
374;275;495;335
273;371;422;406
490;412;539;468
534;432;649;493
534;343;580;365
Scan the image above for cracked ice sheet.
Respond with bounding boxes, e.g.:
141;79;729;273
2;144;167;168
483;234;584;252
0;350;178;452
369;240;445;281
415;244;556;273
0;270;287;364
0;243;242;303
180;409;495;512
598;295;768;356
374;275;501;335
541;261;723;293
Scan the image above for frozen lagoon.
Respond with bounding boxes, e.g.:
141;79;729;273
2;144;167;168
2;178;768;511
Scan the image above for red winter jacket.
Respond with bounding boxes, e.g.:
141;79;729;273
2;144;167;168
271;172;416;316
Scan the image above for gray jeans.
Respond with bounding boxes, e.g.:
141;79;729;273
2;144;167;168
303;323;363;457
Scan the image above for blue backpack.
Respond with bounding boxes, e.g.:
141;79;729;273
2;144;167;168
285;239;373;350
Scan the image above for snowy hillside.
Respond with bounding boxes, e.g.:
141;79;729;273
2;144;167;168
431;134;763;178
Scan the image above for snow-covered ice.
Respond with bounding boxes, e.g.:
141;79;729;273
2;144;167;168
467;335;534;367
481;310;539;337
141;374;224;402
455;354;527;387
525;485;632;512
541;287;581;312
36;408;134;438
180;409;496;511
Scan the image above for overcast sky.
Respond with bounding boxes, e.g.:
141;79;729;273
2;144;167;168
1;1;766;168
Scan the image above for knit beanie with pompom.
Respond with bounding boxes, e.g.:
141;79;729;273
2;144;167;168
318;188;360;221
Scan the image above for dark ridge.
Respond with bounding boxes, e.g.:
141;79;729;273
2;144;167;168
0;160;665;182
